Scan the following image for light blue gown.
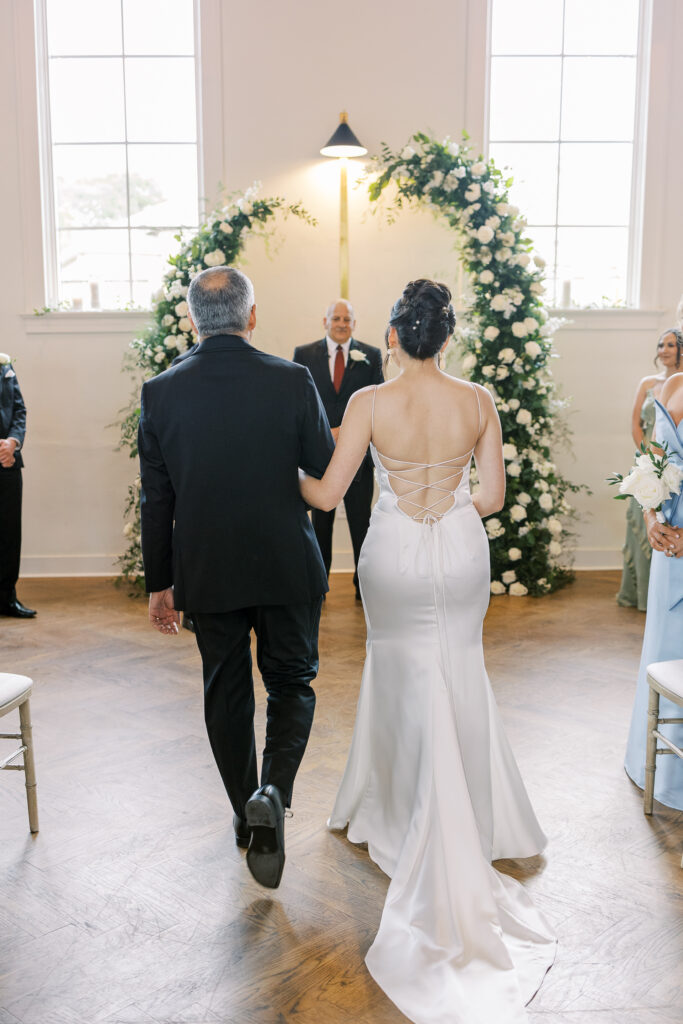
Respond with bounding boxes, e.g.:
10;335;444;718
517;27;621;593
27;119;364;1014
624;399;683;809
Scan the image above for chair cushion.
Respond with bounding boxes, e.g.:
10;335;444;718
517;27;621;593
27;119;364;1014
646;660;683;702
0;673;33;711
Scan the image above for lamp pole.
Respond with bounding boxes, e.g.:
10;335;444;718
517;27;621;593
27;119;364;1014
320;112;367;300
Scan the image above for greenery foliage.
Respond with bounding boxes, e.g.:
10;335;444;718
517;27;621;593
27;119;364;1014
117;187;315;588
369;132;582;596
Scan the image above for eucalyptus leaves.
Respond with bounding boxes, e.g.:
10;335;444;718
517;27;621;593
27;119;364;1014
118;187;315;587
370;133;582;596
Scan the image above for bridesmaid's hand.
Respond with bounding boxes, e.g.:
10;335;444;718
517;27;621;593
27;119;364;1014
644;510;680;553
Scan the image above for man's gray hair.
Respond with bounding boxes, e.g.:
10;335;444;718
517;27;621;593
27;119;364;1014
187;267;255;338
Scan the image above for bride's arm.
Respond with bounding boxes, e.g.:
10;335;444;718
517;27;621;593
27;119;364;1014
471;386;505;518
300;388;374;511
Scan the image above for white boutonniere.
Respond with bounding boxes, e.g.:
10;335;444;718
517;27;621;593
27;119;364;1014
349;348;369;364
0;353;11;365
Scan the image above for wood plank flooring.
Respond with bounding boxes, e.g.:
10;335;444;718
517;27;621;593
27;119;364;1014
0;573;681;1024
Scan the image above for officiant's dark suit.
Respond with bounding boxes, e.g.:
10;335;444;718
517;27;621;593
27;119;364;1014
293;301;382;596
138;268;334;841
0;361;35;617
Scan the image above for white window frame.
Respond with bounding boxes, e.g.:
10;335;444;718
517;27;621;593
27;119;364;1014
484;0;652;309
33;0;210;311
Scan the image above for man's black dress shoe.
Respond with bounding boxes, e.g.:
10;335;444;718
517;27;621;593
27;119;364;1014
245;784;286;889
233;813;250;849
0;599;36;618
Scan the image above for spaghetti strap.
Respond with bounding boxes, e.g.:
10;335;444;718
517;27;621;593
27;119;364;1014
471;382;482;439
371;384;378;442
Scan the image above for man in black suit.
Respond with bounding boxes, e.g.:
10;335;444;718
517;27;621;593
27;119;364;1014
293;301;383;599
138;267;334;889
0;357;35;618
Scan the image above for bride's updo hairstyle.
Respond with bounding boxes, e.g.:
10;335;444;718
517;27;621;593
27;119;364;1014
389;279;456;361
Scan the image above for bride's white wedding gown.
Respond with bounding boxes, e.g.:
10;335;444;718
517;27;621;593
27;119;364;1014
328;385;556;1024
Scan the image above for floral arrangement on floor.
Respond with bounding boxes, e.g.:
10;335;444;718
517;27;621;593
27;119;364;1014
118;186;316;588
369;132;584;596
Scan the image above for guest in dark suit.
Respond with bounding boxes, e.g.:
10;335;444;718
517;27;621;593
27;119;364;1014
293;301;383;598
0;357;35;618
138;267;334;889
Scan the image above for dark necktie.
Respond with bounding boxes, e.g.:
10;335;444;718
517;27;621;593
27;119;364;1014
333;345;345;393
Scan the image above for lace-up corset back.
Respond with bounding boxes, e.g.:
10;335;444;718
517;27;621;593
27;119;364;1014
370;383;481;523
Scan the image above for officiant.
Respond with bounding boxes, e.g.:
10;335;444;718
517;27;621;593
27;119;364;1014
293;300;382;599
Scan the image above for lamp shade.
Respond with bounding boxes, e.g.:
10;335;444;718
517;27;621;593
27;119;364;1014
320;112;367;158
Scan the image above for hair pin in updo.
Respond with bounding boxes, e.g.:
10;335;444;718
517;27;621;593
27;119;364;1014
412;319;420;330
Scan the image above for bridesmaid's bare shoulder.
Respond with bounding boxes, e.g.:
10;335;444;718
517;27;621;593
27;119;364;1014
661;372;683;405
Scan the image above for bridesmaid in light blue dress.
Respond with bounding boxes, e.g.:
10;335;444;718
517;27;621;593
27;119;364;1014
624;368;683;809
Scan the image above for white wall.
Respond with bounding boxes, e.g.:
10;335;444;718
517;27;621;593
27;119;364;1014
0;0;681;577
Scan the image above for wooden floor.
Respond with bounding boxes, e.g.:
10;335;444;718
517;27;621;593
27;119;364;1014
0;573;681;1024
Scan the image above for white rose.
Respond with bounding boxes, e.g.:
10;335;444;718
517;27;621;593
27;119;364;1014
502;443;518;460
349;349;368;362
479;270;495;285
539;492;554;510
516;409;532;426
490;581;506;595
163;336;177;350
429;170;445;189
508;547;522;560
516;252;531;267
154;351;166;364
507;462;521;477
534;254;546;269
498;231;515;247
481;365;495;378
524;341;542;358
454;165;466;178
485;517;502;536
486;215;501;230
490;294;508;312
523;317;538;333
476;225;494;244
465;183;481;202
496;202;510;215
482;180;496;194
508;398;520;410
123;522;134;537
621;470;668;510
662;462;683;496
518;492;531;506
509;582;528;597
483;326;500;341
240;200;254;215
471;161;487;177
508;205;519;217
518;525;529;537
511;321;528;338
0;352;11;365
502;570;517;584
548;516;562;534
549;541;562;557
498;347;515;363
161;314;175;327
204;249;227;267
530;281;545;295
510;505;527;522
401;145;416;160
177;317;192;333
447;142;460;156
538;479;549;491
219;222;233;233
461;353;477;372
496;366;510;381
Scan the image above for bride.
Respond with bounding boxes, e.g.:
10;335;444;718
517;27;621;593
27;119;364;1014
299;279;556;1024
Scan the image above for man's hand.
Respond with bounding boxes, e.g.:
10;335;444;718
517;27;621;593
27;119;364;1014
0;439;17;468
149;588;180;635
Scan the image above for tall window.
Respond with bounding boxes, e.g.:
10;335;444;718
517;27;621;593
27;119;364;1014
35;0;198;310
488;0;649;308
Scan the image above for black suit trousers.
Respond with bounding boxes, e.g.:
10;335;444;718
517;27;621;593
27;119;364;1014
312;460;374;588
192;598;322;816
0;467;22;606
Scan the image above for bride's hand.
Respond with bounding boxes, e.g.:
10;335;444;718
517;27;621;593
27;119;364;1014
644;509;680;553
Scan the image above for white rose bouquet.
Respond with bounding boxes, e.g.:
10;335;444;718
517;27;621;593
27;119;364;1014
608;442;683;523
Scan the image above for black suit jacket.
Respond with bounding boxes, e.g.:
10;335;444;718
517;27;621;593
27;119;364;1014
0;362;26;470
138;334;335;612
292;339;383;471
